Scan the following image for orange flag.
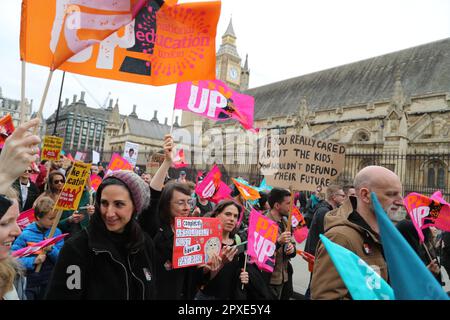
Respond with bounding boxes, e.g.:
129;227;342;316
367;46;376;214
20;0;220;86
232;178;260;201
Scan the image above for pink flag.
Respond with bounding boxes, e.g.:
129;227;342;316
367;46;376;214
17;208;36;230
12;233;68;258
172;149;187;169
403;191;450;243
247;209;277;272
90;174;103;192
106;153;132;175
174;80;257;132
195;165;231;204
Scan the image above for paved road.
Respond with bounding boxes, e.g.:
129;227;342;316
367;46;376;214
291;242;450;298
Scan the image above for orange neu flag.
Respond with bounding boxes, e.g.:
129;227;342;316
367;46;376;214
20;0;220;86
232;178;260;201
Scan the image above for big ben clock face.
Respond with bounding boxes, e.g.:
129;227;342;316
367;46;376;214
229;66;239;81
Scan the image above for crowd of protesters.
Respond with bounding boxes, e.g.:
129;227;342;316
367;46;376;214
1;118;450;300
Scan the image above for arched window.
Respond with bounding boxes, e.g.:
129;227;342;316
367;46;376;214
427;168;435;187
423;160;447;189
438;168;445;188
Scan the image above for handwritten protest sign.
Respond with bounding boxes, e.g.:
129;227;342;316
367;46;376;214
403;191;450;243
247;209;278;272
260;134;345;191
41;136;64;161
55;162;91;210
172;217;222;269
106;153;132;175
17;208;36;230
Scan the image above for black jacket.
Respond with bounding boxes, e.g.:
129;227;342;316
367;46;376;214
12;179;40;212
45;213;157;300
153;223;203;300
304;200;333;256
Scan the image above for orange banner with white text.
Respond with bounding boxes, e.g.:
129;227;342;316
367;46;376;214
20;0;220;86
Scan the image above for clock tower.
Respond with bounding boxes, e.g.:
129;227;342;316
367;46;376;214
216;18;249;91
181;18;250;133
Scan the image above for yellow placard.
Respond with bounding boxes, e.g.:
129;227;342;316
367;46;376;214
41;136;64;161
55;162;91;211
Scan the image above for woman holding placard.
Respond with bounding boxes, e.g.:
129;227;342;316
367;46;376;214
195;200;249;300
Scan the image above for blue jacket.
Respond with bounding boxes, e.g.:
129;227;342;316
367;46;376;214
12;222;64;287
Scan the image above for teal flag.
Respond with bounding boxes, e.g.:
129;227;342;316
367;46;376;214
371;192;449;300
320;234;395;300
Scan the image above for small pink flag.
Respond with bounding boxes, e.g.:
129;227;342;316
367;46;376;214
403;191;450;243
12;233;68;258
195;165;231;204
247;209;277;272
174;80;257;132
90;174;102;192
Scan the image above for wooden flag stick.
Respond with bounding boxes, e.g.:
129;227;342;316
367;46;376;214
33;69;54;135
35;165;74;272
241;252;248;290
20;61;27;125
169;109;176;135
287;186;294;233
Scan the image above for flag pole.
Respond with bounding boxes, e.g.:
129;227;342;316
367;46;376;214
33;69;54;135
35;165;74;272
19;61;27;125
52;71;66;136
287;186;294;233
169;109;176;135
241;252;248;290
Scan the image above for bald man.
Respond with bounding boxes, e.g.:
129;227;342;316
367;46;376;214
310;166;403;300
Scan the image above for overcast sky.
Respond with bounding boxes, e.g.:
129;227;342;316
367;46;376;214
1;0;449;123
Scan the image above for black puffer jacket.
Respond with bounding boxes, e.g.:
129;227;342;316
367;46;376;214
304;200;333;256
45;214;157;300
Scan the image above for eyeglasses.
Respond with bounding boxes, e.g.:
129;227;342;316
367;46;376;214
173;199;194;207
53;179;65;184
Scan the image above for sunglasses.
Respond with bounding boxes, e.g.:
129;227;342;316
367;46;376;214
53;179;65;184
24;169;33;173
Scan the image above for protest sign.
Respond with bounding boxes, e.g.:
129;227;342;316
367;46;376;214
106;153;133;175
260;134;345;191
41;136;64;161
17;208;36;230
55;162;91;210
74;151;87;162
92;150;100;164
175;79;256;131
172;217;222;269
247;209;277;272
123;141;139;167
0;114;15;148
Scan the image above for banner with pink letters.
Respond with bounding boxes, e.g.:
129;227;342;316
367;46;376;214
247;209;278;272
403;191;450;243
174;79;257;132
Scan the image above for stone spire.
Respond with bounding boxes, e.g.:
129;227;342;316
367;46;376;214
391;69;406;113
129;104;138;118
223;18;236;38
